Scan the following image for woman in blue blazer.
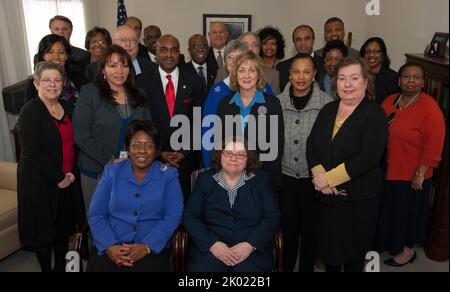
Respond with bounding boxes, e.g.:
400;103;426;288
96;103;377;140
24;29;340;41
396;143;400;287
87;120;183;272
183;137;280;272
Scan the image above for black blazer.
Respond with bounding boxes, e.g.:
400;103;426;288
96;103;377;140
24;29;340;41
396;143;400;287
205;47;220;83
216;92;285;192
373;67;400;104
141;66;205;155
276;54;324;92
181;61;216;93
306;98;388;202
17;98;85;246
183;169;280;271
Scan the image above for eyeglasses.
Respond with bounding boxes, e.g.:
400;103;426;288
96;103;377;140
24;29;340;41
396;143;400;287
40;78;63;86
91;40;107;47
222;151;247;160
364;49;382;55
129;143;156;152
400;74;423;81
116;38;138;45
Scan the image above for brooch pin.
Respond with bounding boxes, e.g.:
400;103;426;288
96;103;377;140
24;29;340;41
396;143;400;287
183;85;187;89
214;86;221;93
160;164;168;172
258;106;268;115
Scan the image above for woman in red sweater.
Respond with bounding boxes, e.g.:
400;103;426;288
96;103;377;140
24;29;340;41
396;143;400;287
376;62;445;267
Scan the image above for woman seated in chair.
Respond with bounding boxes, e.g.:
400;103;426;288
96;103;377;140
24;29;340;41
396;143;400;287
183;137;280;272
87;120;183;272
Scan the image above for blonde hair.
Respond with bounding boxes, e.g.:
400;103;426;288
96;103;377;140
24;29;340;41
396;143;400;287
229;51;266;92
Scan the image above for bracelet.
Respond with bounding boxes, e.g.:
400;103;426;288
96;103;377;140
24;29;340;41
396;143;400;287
144;245;151;254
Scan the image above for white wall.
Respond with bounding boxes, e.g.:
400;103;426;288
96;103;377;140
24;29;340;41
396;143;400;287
91;0;448;70
367;0;449;70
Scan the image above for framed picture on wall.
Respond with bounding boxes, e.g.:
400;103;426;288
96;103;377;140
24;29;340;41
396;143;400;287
425;32;449;59
203;14;252;41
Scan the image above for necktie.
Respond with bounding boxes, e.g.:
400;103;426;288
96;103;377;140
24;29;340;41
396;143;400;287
165;75;175;118
216;50;223;68
198;66;207;86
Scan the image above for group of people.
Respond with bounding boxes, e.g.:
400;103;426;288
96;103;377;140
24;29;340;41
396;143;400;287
15;14;445;272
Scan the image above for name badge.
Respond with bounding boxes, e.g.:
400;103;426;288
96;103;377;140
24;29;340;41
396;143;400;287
119;151;129;159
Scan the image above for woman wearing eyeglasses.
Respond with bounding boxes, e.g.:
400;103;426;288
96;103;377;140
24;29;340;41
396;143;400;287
183;137;280;272
360;37;399;104
376;63;445;267
87;120;183;272
17;61;85;272
73;45;151;215
85;27;112;63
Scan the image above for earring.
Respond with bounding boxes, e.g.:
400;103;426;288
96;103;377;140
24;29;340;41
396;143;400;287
104;74;107;81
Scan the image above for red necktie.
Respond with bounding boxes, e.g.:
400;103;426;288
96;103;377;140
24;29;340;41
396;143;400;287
165;75;175;118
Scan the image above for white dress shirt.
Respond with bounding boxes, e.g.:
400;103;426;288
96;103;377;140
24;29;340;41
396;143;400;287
159;66;179;96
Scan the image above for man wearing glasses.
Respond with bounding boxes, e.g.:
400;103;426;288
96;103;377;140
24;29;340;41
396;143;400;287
84;25;155;89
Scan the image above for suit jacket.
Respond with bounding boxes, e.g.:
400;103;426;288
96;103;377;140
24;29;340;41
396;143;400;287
141;66;205;155
183;169;280;271
84;56;156;92
89;159;183;254
205;47;220;83
72;83;151;174
216;92;285;192
17;98;85;245
276;54;324;92
182;61;216;93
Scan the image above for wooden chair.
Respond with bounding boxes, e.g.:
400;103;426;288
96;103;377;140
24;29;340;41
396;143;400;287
172;168;284;272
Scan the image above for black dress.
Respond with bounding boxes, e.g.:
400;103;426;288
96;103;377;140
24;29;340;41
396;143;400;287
17;98;85;248
306;98;387;265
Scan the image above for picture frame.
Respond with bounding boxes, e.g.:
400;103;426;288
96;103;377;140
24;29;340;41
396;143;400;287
203;14;252;41
425;32;449;59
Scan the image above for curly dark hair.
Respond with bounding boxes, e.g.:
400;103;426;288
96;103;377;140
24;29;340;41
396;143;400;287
96;45;145;108
398;62;426;79
211;137;262;175
85;26;112;51
360;37;391;68
323;39;348;58
37;34;72;64
257;26;286;60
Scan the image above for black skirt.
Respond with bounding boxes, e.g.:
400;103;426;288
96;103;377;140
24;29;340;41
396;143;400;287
315;194;379;266
375;179;431;255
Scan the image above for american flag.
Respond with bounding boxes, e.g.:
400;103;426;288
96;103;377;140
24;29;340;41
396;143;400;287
117;0;128;26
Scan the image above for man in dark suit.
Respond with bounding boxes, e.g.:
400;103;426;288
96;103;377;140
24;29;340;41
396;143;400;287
276;25;324;92
141;35;205;199
84;25;156;91
33;15;89;67
205;22;229;83
182;34;215;94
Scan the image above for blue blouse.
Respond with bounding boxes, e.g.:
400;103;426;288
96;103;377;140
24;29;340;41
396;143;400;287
201;80;275;167
88;159;183;255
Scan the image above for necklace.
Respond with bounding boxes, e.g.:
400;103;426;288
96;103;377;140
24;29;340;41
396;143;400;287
395;93;421;110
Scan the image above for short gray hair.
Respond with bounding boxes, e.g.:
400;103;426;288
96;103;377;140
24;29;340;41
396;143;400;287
34;61;64;82
224;39;248;60
239;31;261;47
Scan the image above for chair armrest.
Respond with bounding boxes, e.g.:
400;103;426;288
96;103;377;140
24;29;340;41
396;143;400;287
0;161;17;191
172;226;188;272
